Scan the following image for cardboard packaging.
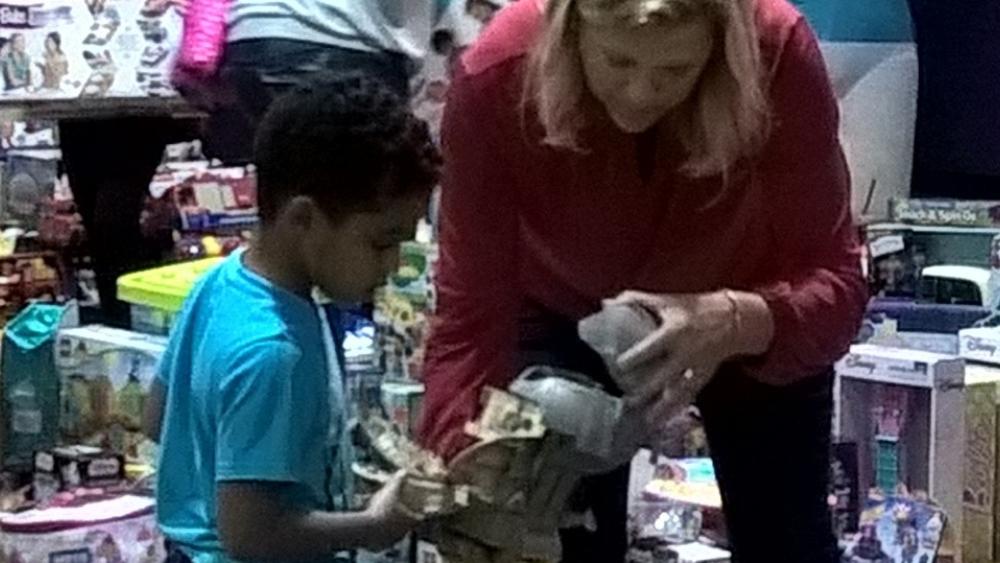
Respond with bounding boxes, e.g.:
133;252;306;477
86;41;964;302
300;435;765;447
960;318;1000;562
664;543;730;563
55;325;166;458
33;445;125;501
960;327;1000;366
380;381;424;439
891;198;1000;229
834;344;967;561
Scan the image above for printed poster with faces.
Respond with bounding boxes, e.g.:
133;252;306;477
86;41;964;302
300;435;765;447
0;0;180;100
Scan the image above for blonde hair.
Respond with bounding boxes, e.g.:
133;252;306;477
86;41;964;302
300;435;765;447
523;0;769;177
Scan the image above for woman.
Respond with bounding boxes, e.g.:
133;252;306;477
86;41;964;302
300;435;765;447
39;32;68;90
419;0;867;562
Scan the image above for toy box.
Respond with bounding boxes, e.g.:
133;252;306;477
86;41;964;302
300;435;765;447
375;241;437;382
55;325;166;457
840;493;946;563
960;362;1000;562
959;327;1000;366
2;303;73;471
891;198;1000;229
1;154;58;228
33;445;125;502
0;251;69;324
169;167;258;232
0;494;164;563
663;543;730;563
835;344;967;560
380;381;424;439
116;257;221;334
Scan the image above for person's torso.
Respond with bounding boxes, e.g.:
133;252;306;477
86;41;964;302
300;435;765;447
156;252;341;563
227;0;436;62
457;0;804;321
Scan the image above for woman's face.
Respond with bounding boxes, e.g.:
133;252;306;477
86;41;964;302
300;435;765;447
579;15;715;133
11;35;24;53
45;37;56;52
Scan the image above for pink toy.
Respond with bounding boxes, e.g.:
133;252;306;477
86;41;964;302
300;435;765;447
175;0;229;78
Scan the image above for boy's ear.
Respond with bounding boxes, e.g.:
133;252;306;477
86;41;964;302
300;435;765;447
283;196;317;230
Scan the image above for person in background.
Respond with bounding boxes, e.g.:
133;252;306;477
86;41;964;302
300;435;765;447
145;73;441;563
202;0;449;164
419;0;867;562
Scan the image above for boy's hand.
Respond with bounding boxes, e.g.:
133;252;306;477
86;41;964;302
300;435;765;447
363;471;418;551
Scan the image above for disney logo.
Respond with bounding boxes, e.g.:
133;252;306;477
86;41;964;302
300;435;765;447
844;355;877;374
967;337;998;355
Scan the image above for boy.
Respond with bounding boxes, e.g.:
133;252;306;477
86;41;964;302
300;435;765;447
144;73;441;562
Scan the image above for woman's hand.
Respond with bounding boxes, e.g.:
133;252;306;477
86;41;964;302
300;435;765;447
606;290;774;427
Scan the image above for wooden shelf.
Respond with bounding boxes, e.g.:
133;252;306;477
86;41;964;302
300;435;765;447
0;97;202;121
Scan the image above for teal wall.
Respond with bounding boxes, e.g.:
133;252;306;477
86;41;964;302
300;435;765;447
790;0;914;42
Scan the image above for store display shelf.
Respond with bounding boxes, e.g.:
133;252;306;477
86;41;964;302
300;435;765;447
866;222;1000;236
0;97;201;122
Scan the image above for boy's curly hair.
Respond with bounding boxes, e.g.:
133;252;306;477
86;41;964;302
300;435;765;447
254;73;442;224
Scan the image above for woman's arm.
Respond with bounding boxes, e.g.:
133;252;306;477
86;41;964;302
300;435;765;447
611;17;866;424
419;61;520;460
746;16;868;384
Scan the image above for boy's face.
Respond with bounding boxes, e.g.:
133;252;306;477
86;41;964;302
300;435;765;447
301;194;426;303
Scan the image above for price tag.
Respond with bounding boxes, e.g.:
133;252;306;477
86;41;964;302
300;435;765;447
869;235;905;259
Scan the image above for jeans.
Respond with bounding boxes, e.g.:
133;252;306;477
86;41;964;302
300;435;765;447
516;308;838;563
204;39;410;164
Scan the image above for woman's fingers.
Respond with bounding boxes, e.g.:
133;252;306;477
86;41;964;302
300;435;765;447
604;290;664;309
624;352;689;409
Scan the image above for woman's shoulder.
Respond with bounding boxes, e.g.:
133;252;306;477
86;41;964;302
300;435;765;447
754;0;814;72
459;0;542;78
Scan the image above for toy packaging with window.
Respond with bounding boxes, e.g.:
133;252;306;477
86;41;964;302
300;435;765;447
55;325;166;458
835;344;976;561
33;445;125;502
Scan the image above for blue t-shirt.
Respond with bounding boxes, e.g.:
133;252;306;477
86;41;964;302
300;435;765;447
156;250;348;563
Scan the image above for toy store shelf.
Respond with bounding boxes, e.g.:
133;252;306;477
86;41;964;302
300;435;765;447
866;222;1000;236
0;97;201;121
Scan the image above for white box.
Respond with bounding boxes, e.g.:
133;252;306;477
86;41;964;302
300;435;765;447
835;344;966;560
665;543;730;563
960;327;1000;366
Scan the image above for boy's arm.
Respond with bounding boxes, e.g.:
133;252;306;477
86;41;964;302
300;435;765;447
218;473;413;560
142;379;166;442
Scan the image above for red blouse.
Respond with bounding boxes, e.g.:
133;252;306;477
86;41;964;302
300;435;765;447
419;0;868;458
